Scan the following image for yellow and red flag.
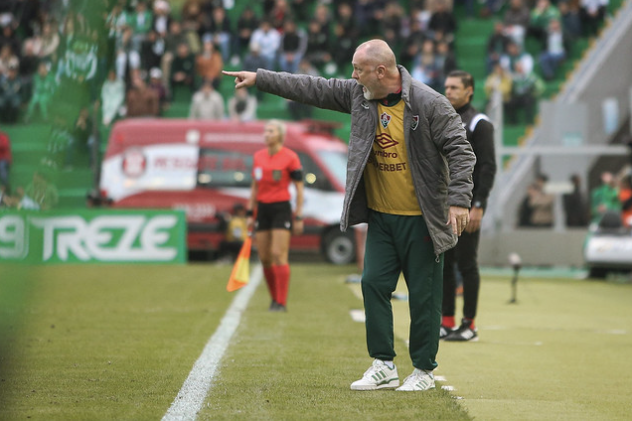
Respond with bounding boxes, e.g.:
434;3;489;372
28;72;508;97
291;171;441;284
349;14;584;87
226;237;252;292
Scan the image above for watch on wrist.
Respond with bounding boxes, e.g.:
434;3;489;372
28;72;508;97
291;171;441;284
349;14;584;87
294;215;303;221
473;201;482;208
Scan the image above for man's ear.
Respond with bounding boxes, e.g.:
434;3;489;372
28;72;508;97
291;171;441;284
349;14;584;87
376;65;386;79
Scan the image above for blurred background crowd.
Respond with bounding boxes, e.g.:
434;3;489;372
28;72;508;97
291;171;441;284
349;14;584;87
0;0;611;126
1;0;625;227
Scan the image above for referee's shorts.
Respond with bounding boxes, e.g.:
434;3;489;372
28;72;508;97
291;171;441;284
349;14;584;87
255;201;292;231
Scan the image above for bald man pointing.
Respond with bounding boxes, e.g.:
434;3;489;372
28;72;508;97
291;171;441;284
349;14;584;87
224;40;475;392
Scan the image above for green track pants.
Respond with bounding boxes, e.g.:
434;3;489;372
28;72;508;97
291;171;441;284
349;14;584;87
361;211;444;371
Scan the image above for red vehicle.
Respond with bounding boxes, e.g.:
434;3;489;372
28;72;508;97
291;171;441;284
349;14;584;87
99;119;356;264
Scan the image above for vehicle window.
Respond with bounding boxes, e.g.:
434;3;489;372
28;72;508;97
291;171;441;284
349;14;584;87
316;150;348;188
197;148;252;188
297;152;334;191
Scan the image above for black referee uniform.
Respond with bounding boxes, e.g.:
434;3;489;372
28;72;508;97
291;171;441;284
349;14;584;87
442;102;496;330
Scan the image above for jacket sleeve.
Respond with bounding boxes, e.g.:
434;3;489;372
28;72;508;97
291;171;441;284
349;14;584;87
429;96;476;208
471;119;496;209
256;69;353;114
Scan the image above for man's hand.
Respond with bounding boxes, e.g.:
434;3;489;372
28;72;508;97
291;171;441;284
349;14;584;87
222;70;257;89
446;206;470;236
465;207;484;234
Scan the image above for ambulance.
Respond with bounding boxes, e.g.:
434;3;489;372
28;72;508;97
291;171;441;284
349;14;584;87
99;119;356;264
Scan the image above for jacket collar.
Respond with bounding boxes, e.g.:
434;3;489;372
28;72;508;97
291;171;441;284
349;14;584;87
455;102;472;115
398;65;413;109
379;88;402;106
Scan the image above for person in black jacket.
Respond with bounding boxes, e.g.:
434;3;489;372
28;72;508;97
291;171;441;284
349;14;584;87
562;174;589;227
441;70;497;342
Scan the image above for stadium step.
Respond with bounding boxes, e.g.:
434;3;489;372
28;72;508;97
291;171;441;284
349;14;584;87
58;187;91;208
503;125;528;147
10;167;93;188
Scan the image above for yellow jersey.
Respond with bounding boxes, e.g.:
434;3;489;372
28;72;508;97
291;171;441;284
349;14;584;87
363;100;421;215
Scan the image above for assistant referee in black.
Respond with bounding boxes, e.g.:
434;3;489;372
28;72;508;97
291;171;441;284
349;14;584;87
441;70;497;342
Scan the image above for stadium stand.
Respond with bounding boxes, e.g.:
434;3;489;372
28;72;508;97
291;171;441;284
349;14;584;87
0;0;626;209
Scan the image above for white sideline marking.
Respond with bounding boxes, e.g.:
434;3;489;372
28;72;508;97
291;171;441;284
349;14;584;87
604;329;626;335
162;263;263;421
349;309;366;323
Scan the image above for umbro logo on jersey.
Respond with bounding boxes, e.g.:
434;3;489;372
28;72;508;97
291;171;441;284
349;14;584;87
380;112;392;128
375;133;398;149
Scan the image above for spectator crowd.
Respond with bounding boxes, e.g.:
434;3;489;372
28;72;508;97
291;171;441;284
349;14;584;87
0;0;612;125
483;0;608;125
0;0;613;210
517;168;632;230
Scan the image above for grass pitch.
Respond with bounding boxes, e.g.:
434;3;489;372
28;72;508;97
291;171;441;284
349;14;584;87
1;263;631;420
420;274;632;420
0;264;235;420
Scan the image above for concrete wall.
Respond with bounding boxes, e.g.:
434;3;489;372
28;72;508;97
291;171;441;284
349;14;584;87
493;4;632;235
479;230;588;267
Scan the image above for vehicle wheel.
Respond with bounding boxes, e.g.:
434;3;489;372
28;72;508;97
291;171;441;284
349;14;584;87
322;229;356;265
588;267;607;279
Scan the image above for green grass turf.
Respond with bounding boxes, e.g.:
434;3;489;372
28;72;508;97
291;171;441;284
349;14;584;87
200;264;468;421
2;264;632;420
0;263;468;420
0;264;235;420
385;275;632;420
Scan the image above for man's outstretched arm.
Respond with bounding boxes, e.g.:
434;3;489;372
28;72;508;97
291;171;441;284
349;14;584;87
223;69;353;114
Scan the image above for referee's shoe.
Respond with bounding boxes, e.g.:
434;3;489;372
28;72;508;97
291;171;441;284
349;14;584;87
444;318;478;342
439;325;455;340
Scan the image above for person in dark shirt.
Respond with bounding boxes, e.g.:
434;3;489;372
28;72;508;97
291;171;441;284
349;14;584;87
304;19;331;69
441;70;496;342
486;21;511;74
563;174;589;227
0;64;22;123
236;7;259;58
170;42;195;92
428;1;457;44
278;20;305;74
140;30;165;72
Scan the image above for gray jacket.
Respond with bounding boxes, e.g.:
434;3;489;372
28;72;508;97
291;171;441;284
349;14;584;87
256;66;476;254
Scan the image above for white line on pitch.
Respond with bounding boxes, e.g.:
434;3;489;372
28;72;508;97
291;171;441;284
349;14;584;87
349;309;366;323
162;263;263;421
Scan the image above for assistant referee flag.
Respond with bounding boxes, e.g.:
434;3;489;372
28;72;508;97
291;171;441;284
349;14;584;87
226;237;252;292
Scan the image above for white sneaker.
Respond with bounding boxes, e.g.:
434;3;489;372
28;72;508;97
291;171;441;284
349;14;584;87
396;368;435;391
350;359;399;390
